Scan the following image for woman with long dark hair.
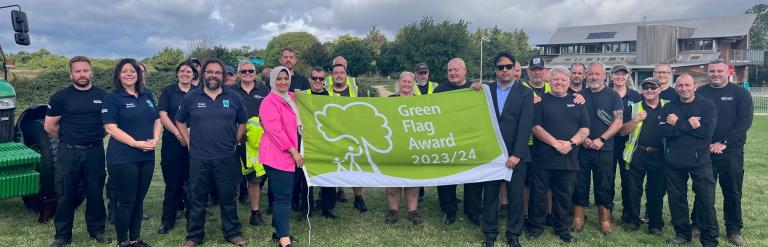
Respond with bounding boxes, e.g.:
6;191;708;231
259;66;302;247
157;61;199;234
101;58;162;247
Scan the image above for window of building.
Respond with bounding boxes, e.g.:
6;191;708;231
682;40;714;51
587;32;617;39
563;45;580;54
583;44;602;53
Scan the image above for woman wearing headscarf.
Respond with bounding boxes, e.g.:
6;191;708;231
259;66;302;247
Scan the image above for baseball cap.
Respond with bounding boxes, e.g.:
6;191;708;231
641;77;660;87
225;65;235;75
414;63;429;72
528;57;545;69
611;64;630;74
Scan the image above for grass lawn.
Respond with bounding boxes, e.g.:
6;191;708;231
2;116;768;246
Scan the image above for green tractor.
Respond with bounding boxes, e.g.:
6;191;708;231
0;5;62;223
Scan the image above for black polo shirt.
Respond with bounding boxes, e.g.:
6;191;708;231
175;88;247;160
660;87;679;102
697;83;754;150
46;85;107;145
232;82;270;117
289;73;310;91
434;81;471;93
623;101;665;149
102;91;159;164
158;83;197;134
582;87;623;151
533;93;590;170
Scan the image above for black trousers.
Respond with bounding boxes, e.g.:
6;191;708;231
481;163;527;241
526;168;577;235
292;168;313;212
574;149;615;208
437;185;457;215
666;164;719;246
186;156;242;243
692;149;745;235
615;148;632;222
108;160;154;242
464;182;482;220
623;150;666;229
53;143;106;241
318;187;336;211
160;136;190;227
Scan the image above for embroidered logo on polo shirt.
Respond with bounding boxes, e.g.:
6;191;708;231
567;103;575;108
126;103;136;108
93;100;102;104
720;96;733;101
146;100;154;108
101;108;108;113
254;95;264;100
197;103;206;108
223;100;230;108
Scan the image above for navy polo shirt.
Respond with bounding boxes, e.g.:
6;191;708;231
102;91;159;164
158;83;198;136
175;88;247;160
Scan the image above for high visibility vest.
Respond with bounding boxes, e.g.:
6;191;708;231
523;82;551;145
523;81;551;98
622;100;669;164
414;81;437;95
244;116;266;177
326;76;359;97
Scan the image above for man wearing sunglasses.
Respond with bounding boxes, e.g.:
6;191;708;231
413;63;437;95
280;48;310;91
618;78;668;236
307;67;330;95
232;60;270;227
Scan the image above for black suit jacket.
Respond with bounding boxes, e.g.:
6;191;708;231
489;81;534;163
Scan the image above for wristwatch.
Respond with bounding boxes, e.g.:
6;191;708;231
569;140;577;147
598;137;607;142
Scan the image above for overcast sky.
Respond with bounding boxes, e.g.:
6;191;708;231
0;0;761;59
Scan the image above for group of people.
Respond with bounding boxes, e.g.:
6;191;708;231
42;47;752;247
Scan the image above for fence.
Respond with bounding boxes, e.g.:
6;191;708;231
750;87;768;113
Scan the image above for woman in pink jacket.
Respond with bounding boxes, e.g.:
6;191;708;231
259;66;303;247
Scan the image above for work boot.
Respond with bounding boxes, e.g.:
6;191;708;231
598;206;613;235
353;196;368;213
570;205;586;232
250;210;265;226
728;233;746;246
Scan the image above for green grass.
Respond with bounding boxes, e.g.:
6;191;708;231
2;117;768;246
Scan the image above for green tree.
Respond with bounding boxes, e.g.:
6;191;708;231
469;26;536;81
746;4;768;85
149;47;184;72
263;32;321;67
330;35;373;76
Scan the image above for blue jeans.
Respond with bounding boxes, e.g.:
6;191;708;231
265;165;295;238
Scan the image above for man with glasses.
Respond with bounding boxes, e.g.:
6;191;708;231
618;78;668;236
177;59;248;247
307;67;330;96
279;48;310;91
232;61;270;226
654;64;678;101
413;63;437;95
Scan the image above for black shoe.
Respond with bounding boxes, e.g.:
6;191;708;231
250;211;265;226
158;224;173;234
525;231;542;240
384;210;399;224
407;211;423;225
50;239;71;247
90;233;112;244
558;233;576;243
443;213;456;225
131;240;151;247
336;191;348;203
624;223;640;232
648;227;662;236
322;209;339;219
666;236;691;245
508;238;521;247
353;196;368;213
116;241;132;247
482;238;495;247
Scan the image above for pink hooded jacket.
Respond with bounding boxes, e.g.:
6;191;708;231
258;92;299;172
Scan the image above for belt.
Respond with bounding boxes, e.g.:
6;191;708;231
636;145;659;152
62;142;100;150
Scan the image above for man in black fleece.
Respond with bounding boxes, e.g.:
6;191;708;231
694;59;753;246
658;74;718;247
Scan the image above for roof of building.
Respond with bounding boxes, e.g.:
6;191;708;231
541;14;756;45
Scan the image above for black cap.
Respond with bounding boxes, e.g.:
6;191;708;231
414;63;429;72
641;77;660;87
611;64;630;74
528;57;545;69
225;65;235;75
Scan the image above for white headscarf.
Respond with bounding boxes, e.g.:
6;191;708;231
269;66;302;132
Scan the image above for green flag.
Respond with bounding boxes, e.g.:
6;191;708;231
298;86;510;187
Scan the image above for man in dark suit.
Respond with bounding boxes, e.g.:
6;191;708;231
478;52;534;247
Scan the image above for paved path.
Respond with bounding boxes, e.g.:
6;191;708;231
373;85;393;97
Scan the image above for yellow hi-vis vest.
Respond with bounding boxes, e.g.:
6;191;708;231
622;100;669;164
325;76;359;97
414;81;437;95
244;116;266;177
523;81;551;145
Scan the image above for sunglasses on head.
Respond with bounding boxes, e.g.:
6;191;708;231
311;76;325;81
496;64;514;71
239;69;255;74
